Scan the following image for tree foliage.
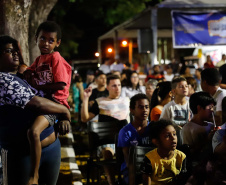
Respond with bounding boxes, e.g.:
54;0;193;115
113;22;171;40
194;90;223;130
74;0;150;26
0;0;58;64
49;0;156;60
0;0;163;62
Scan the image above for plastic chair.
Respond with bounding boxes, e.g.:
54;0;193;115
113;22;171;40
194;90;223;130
86;120;127;184
128;145;155;185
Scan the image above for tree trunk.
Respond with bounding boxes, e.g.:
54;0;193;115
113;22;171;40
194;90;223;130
0;0;58;65
28;0;58;65
0;0;32;64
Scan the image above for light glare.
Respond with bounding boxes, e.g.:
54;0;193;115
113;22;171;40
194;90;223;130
95;52;100;57
107;48;113;53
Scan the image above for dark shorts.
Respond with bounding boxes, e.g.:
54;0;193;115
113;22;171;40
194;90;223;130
43;114;58;126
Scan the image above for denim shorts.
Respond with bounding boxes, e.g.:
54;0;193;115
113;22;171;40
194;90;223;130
3;138;61;185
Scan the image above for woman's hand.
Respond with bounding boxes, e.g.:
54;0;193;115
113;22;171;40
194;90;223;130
56;120;70;135
23;70;33;84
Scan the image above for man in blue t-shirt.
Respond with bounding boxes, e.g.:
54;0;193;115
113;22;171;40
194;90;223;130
118;94;154;184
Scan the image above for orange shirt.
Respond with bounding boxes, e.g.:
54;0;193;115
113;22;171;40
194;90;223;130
150;107;162;121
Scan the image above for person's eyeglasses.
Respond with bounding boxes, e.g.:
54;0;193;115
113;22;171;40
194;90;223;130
3;48;19;55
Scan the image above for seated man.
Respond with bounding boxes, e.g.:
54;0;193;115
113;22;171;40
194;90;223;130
81;74;130;185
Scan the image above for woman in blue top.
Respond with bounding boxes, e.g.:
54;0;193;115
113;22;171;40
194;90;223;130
0;35;70;185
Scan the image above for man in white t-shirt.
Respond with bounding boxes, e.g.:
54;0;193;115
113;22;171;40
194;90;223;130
201;68;226;125
81;74;129;185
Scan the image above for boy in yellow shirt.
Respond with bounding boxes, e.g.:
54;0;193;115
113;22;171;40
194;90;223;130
140;120;186;185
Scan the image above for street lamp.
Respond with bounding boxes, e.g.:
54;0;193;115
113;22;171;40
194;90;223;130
107;48;113;53
95;52;100;57
121;40;128;47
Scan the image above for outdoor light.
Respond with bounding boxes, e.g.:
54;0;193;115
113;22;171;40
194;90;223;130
107;48;113;53
122;40;128;47
95;52;100;57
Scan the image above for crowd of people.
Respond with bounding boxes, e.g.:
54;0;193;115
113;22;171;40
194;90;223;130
71;54;226;185
1;18;226;185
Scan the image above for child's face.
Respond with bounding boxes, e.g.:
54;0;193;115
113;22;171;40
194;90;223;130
0;43;20;72
200;104;214;121
158;125;177;151
130;99;150;121
36;30;61;55
174;81;188;97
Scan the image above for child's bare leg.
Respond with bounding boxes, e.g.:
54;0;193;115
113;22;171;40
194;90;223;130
27;115;49;185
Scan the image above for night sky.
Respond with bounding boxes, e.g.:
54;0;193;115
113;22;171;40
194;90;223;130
48;0;115;61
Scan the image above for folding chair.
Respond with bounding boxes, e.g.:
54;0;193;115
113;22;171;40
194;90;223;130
128;145;155;185
87;120;127;184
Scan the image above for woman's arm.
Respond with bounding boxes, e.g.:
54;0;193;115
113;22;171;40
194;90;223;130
25;96;71;134
25;96;70;121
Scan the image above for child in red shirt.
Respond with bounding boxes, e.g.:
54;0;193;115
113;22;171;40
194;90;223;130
24;21;71;185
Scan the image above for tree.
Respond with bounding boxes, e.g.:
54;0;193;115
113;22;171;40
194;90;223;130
0;0;163;63
49;0;152;60
0;0;57;65
29;0;58;64
0;0;31;64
